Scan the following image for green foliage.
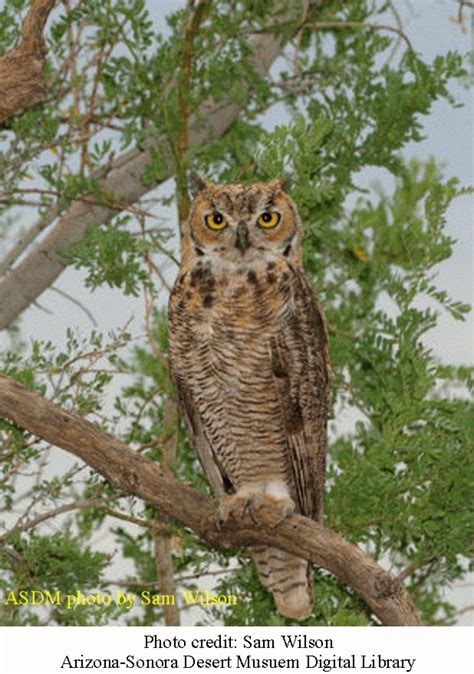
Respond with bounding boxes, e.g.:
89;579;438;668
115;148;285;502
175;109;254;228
59;220;151;296
0;531;118;626
0;0;471;627
0;0;28;53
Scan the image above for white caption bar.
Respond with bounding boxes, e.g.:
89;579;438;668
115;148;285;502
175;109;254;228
0;626;472;674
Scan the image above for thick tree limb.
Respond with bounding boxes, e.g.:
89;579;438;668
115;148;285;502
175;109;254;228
0;373;421;626
0;0;56;125
0;0;322;330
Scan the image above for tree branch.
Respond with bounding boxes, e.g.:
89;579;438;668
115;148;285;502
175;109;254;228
175;0;211;256
152;398;181;626
0;373;422;626
0;498;103;542
457;0;474;24
0;0;56;125
0;0;324;331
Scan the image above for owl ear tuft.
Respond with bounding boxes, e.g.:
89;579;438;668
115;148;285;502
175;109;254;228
278;176;293;192
270;177;293;193
189;172;212;196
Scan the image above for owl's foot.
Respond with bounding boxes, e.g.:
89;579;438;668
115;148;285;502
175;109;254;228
216;491;295;530
250;492;295;529
216;493;254;530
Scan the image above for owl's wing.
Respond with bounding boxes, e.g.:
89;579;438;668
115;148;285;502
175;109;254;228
171;371;230;497
270;269;330;521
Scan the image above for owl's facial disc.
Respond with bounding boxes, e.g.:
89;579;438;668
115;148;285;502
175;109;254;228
189;182;301;263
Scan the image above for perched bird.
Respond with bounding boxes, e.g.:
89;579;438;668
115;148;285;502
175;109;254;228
168;178;330;620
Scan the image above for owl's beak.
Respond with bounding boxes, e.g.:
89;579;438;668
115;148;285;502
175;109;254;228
235;222;250;254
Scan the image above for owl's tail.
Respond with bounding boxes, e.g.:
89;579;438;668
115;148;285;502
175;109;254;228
250;545;313;620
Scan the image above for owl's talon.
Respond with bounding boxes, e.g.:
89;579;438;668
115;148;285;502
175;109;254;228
216;494;246;529
247;508;260;527
215;512;224;532
243;495;261;527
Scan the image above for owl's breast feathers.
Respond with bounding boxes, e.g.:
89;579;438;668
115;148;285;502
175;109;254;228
168;256;330;521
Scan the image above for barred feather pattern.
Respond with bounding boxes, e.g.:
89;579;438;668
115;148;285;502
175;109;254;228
167;181;330;620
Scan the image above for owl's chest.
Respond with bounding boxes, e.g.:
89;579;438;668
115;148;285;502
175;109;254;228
172;258;292;338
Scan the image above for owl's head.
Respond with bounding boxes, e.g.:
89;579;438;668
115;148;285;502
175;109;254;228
185;178;303;266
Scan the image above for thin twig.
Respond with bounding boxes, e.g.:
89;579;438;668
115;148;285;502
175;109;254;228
50;286;98;326
304;21;414;52
0;205;59;276
99;506;170;534
397;557;436;582
456;603;474;617
457;0;473;24
58;319;133;372
106;567;233;589
385;0;405;64
0;188;161;221
0;498;103;543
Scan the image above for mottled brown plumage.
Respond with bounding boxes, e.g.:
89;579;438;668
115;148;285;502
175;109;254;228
168;179;330;620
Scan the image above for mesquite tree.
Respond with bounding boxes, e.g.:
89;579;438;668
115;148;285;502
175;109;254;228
0;0;472;626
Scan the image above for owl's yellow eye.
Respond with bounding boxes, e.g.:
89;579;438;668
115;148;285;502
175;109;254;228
257;211;280;229
205;212;227;230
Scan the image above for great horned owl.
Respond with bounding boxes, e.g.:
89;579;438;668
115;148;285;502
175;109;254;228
168;178;330;620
